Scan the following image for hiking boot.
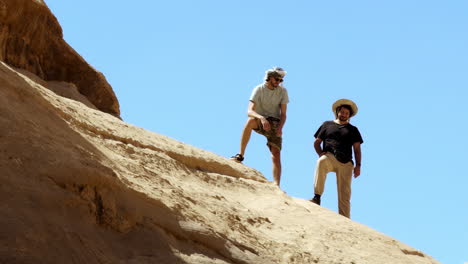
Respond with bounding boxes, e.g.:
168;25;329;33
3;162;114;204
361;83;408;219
310;195;321;205
230;154;244;163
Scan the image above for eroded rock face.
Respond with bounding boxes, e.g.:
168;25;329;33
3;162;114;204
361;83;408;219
0;1;441;263
0;61;440;264
0;0;120;117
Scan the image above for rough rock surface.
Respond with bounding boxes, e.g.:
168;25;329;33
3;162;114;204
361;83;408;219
0;0;440;263
0;61;440;263
0;0;120;117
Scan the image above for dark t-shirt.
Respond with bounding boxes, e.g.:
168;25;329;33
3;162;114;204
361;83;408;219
314;121;364;164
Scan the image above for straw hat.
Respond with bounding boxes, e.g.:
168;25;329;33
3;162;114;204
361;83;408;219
332;99;358;117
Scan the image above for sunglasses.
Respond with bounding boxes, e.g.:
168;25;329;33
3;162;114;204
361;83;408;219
275;78;283;82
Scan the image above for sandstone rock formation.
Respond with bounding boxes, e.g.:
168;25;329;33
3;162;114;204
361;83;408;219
0;60;440;263
0;0;120;117
0;0;441;263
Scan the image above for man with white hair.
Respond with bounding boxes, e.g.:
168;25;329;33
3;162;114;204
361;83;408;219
310;99;363;218
231;67;289;187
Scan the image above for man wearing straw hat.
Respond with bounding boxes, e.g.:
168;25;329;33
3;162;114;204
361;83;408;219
310;99;363;218
230;67;289;187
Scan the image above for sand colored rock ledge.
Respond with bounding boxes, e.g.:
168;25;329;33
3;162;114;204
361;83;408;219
0;60;440;263
0;2;444;262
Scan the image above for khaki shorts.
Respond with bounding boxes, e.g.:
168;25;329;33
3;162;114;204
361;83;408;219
254;117;282;150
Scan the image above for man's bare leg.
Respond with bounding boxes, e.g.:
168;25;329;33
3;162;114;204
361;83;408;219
239;118;258;156
270;147;281;186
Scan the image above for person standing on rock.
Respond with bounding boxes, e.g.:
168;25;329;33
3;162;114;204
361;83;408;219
310;99;363;218
230;67;289;187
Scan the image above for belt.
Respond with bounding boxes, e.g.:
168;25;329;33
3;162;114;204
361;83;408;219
266;116;280;122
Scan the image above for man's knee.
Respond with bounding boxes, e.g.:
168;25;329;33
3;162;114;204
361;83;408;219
245;117;259;130
315;154;333;175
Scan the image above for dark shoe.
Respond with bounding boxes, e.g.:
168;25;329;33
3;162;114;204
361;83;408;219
230;154;244;163
310;195;321;205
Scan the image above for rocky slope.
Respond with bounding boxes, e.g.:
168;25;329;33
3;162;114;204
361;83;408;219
0;0;120;117
0;61;440;263
0;0;440;263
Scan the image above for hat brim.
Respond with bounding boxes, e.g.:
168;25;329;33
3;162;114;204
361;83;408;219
332;99;358;117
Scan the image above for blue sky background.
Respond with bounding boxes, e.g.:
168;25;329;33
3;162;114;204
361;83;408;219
45;1;467;263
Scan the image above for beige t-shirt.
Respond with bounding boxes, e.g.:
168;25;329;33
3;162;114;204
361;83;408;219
249;83;289;119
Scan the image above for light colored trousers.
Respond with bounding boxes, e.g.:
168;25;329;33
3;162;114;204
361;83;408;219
314;153;354;218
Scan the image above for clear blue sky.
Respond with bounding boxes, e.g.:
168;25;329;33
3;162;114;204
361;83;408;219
45;1;467;263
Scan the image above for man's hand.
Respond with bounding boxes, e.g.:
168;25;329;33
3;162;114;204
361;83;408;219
353;166;361;178
353;143;361;178
260;117;271;131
